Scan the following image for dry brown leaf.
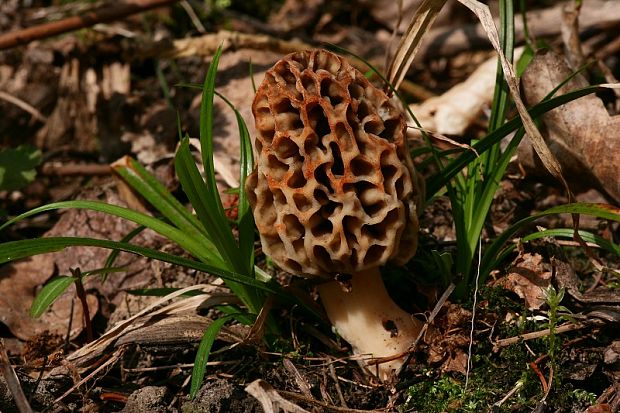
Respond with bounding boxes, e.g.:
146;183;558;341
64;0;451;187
426;303;472;375
442;350;468;375
493;253;551;310
0;184;171;342
518;49;620;203
64;284;220;368
245;379;311;413
456;0;571;198
387;0;570;202
0;255;98;341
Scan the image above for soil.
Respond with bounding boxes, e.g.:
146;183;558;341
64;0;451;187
0;1;619;412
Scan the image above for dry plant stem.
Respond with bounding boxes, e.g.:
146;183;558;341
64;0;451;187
0;90;47;122
54;347;124;405
0;0;179;50
317;268;423;380
0;339;34;413
492;320;604;349
71;269;93;343
41;163;112;176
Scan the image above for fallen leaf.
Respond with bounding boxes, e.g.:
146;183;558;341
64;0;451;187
493;252;551;310
603;340;620;365
442;350;468;375
245;379;310;413
0;184;171;341
426;303;472;374
518;49;620;203
0;255;97;341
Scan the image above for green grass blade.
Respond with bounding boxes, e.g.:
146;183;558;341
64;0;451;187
113;157;213;245
488;0;514;133
484;0;514;175
493;228;620;270
0;201;225;267
523;229;620;256
199;46;228;222
102;225;145;281
0;237;284;295
30;276;75;318
214;91;256;272
175;138;240;268
175;138;260;312
467;128;525;251
481;203;620;280
216;304;256;325
190;314;235;399
426;85;599;197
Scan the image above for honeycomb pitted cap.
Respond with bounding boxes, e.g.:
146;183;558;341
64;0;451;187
246;49;421;278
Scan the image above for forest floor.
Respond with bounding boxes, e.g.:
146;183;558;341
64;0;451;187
0;1;619;412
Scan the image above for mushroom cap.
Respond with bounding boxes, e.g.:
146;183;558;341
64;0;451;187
246;49;422;278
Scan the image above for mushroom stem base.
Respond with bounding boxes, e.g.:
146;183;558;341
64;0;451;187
317;268;423;380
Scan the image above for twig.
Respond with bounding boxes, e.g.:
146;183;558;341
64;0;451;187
71;268;94;343
41;163;112;176
63;298;75;353
179;0;206;33
278;389;384;413
328;360;348;408
122;360;237;373
0;0;180;50
28;355;47;405
393;282;455;376
529;359;549;394
283;358;314;399
0;90;47;122
492;320;604;349
492;380;524;411
0;339;33;413
54;347;124;405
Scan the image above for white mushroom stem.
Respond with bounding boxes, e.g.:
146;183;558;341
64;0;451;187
317;267;424;381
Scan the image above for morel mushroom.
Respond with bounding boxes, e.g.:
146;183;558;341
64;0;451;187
246;50;424;380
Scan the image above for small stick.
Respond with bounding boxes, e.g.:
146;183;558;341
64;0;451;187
0;339;34;413
41;163;112;176
278;389;382;413
54;347;123;405
0;90;47;122
529;360;549;394
28;355;47;405
493;320;604;349
0;0;179;50
392;283;455;376
328;360;348;408
492;380;524;410
283;358;313;399
71;268;94;343
63;298;75;353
